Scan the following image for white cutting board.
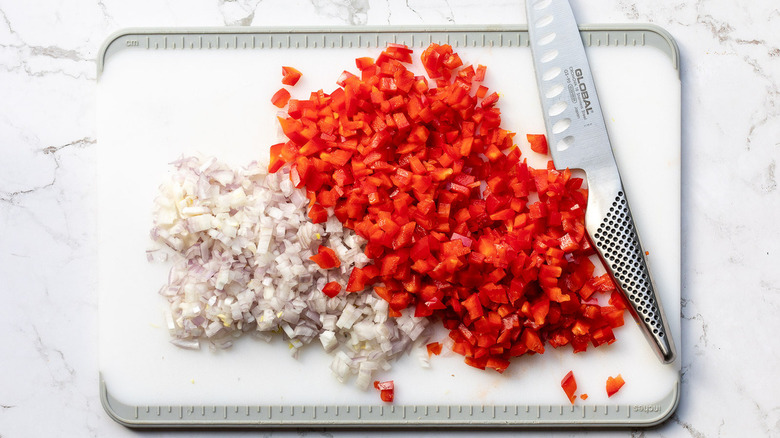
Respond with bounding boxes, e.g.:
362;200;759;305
97;28;680;416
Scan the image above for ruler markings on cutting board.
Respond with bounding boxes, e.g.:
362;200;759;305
98;26;679;76
97;26;680;427
102;378;673;425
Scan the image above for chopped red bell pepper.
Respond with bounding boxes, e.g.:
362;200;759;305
527;134;548;154
267;142;285;173
271;88;291;108
281;66;302;86
373;380;394;402
346;266;377;292
606;374;625;397
322;281;342;298
269;42;626;374
475;64;487;82
309;245;341;269
481;92;499;108
561;370;577;404
426;342;443;357
307;203;328;224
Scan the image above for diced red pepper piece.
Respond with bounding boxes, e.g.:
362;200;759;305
307;203;328;224
355;57;375;70
281;66;302;86
486;356;510;373
374;379;394;391
591;326;616;347
346;266;376;292
606;374;625;397
268;142;286;173
271;88;291;108
561;370;577;404
527;134;548;154
443;52;462;69
426;342;443;357
373;380;395;402
309;245;341;269
481;92;499;107
322;281;342;298
462;294;484;320
336;70;357;87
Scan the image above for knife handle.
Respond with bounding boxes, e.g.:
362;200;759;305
589;189;677;364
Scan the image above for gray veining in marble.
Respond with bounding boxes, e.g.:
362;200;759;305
1;0;779;437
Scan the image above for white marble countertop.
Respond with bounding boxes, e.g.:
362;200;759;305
1;0;778;437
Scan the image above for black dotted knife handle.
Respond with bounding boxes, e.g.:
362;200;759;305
592;191;676;364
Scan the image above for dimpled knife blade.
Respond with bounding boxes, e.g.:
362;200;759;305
525;0;676;363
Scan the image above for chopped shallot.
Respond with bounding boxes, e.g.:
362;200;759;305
150;155;430;389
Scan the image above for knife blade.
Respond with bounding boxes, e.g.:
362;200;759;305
525;0;676;364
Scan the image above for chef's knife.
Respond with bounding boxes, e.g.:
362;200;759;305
525;0;676;363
